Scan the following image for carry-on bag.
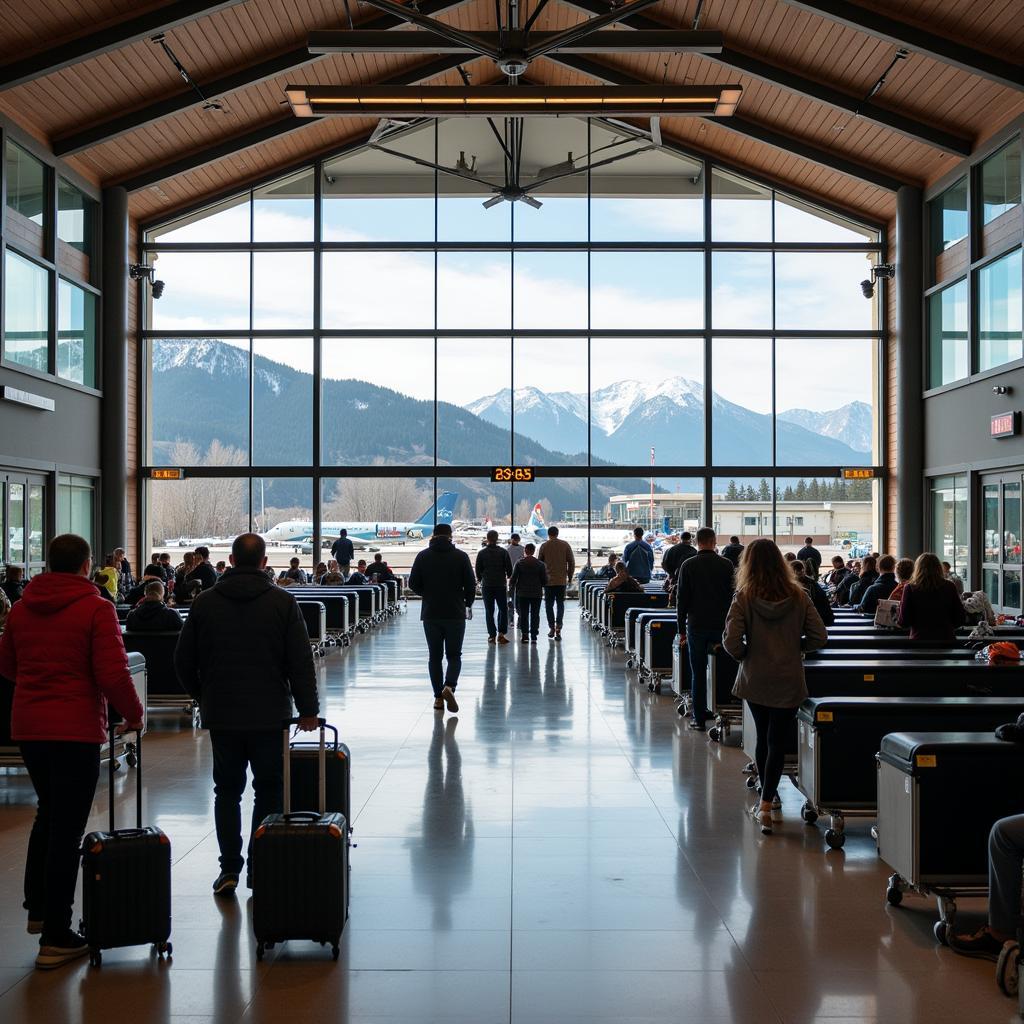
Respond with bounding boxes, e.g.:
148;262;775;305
289;722;351;832
251;718;348;961
80;726;172;967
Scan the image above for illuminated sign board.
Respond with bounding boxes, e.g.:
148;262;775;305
151;468;185;480
842;468;877;480
491;466;535;483
991;412;1018;439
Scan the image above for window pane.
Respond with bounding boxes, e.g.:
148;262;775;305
512;337;588;463
1005;569;1021;611
8;483;24;564
512;117;588;242
5;141;45;227
984;482;1000;562
595;478;703;553
57;279;97;387
776;338;874;466
58;475;94;541
712;338;771;465
149;477;248;550
57;178;96;257
984;567;999;606
713;476;772;548
150;338;250;466
513;251;587;329
954;475;969;579
254;168;314;241
147;194;251;243
930;476;956;565
437;119;511;243
438;337;511;464
776;475;873;556
321;251;434;328
928;279;968;387
981;139;1021;226
256;478;312;574
321;338;434;465
590;337;704;464
711;251;772;329
929;177;968;284
978;248;1023;372
590;123;703;242
4;250;49;372
590;252;703;329
252;338;313;466
1004;481;1021;564
712;168;771;242
253;251;314;329
775;252;875;331
322;126;435;243
587;479;650;558
149;251;250;331
774;194;878;243
27;484;44;564
437;252;510;329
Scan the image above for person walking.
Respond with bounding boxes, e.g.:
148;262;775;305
897;552;967;642
475;530;513;644
408;523;476;713
537;526;575;641
174;533;320;897
797;537;822;580
331;529;354;578
509;543;547;644
721;535;745;568
622;527;655;585
0;534;145;969
676;527;734;732
723;538;827;834
661;531;697;580
506;533;525;629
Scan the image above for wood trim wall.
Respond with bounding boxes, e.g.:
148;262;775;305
885;213;899;554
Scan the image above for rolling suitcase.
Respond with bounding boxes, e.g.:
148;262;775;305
288;721;352;834
252;718;348;961
80;726;172;967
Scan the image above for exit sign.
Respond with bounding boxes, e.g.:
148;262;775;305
151;468;185;480
991;412;1018;439
842;468;876;480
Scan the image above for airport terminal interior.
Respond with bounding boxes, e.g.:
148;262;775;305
0;0;1023;1020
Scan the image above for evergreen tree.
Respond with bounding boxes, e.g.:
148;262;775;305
808;478;821;501
726;479;738;500
794;478;808;499
758;478;771;501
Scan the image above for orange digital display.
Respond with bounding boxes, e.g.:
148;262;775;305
151;468;184;480
491;466;535;483
842;468;876;480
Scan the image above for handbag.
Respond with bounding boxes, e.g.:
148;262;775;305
873;598;900;628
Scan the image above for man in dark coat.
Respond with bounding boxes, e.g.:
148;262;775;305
475;530;513;644
797;537;822;579
331;530;355;577
720;536;745;567
125;580;182;632
662;532;698;579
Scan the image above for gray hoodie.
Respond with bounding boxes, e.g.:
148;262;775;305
723;589;827;708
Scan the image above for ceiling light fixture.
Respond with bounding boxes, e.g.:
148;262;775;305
284;85;743;118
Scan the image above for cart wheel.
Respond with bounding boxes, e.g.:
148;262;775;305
742;761;756;774
996;941;1020;997
886;881;903;906
824;828;845;850
801;804;818;825
163;941;172;956
934;920;949;945
708;726;722;743
256;943;265;961
677;703;687;717
126;751;138;768
90;950;102;967
332;945;340;961
746;776;757;789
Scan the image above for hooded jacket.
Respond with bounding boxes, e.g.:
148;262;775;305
476;543;513;589
408;536;476;620
724;588;827;708
125;599;183;633
857;571;897;615
0;572;144;743
173;565;318;731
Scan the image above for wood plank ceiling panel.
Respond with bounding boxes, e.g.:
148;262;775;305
0;0;158;56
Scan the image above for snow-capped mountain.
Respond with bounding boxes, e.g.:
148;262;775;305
777;401;872;455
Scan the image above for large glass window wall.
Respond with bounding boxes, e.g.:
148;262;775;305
142;118;883;564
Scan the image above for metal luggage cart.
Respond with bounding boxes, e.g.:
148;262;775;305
706;645;742;745
639;616;678;694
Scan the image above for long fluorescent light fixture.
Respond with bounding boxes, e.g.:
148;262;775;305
285;85;743;118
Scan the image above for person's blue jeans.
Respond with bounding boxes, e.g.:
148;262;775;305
423;618;467;697
686;625;721;725
481;585;508;638
517;596;542;638
210;729;283;875
544;585;566;629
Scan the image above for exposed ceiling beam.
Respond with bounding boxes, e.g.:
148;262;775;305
53;0;471;157
781;0;1024;92
0;0;248;91
114;54;466;193
549;53;908;191
560;0;972;155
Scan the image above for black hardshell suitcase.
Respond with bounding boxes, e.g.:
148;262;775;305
81;727;172;967
252;719;348;961
289;722;352;832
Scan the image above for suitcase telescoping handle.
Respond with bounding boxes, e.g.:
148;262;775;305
282;716;327;817
107;721;143;833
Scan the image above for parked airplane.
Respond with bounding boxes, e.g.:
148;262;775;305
523;503;632;556
262;491;458;551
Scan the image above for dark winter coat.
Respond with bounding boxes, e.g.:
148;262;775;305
662;542;697;578
331;537;355;565
720;543;745;567
676;549;735;633
408;536;476;621
126;599;183;633
509;556;548;600
475;544;513;589
857;572;897;615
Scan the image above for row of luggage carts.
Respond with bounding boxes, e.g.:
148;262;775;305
580;582;1024;1009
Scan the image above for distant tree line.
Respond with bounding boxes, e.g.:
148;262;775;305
721;477;872;502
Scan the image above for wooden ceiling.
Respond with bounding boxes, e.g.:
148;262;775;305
0;0;1020;226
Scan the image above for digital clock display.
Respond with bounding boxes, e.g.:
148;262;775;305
491;466;535;483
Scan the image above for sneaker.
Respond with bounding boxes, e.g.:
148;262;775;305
433;697;444;711
548;628;555;638
553;629;562;642
948;925;1008;962
441;685;459;713
530;638;538;645
212;871;239;897
687;720;706;732
35;931;88;970
771;795;782;811
487;636;497;644
749;805;773;835
521;635;529;644
27;918;43;935
497;634;510;645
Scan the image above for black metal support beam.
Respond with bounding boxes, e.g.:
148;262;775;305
115;55;466;192
551;53;908;191
782;0;1023;92
0;0;247;91
559;0;971;155
53;0;471;157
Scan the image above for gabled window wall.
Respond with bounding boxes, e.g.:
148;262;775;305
140;119;884;567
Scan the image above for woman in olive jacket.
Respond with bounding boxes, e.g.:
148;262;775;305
724;538;828;834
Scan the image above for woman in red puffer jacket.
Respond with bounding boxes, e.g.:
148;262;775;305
0;534;144;970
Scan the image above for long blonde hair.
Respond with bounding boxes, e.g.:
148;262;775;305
735;538;803;602
909;552;946;592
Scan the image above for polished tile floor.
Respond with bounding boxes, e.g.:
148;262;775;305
0;606;1015;1022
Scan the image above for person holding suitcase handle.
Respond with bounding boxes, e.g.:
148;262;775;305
0;534;145;969
174;532;319;898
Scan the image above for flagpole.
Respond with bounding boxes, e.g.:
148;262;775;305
650;446;655;534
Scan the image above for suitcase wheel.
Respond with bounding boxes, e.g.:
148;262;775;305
707;726;721;743
996;940;1019;997
934;920;949;945
126;750;138;768
152;941;172;959
800;803;818;825
886;875;904;907
745;776;758;789
824;828;845;850
89;949;102;968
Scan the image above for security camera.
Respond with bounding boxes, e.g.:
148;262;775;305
151;279;166;300
859;263;895;299
129;263;165;299
860;279;874;299
324;173;337;185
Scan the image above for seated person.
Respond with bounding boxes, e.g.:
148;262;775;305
125;580;182;632
321;571;345;585
823;555;849;589
605;561;642;594
857;553;898;615
793;560;834;626
596;553;618;579
942;560;966;596
215;560;227;578
93;554;120;602
846;556;879;607
1;565;27;605
888;557;914;605
365;553;394;581
312;561;328;584
173;552;197;603
124;564;166;605
279;557;308;585
347;560;369;585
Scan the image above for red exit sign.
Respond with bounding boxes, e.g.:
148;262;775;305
991;411;1018;439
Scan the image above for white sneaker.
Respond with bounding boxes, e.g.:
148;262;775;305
35;932;89;970
441;686;459;713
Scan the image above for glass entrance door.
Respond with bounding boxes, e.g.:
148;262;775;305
981;471;1023;614
2;472;47;577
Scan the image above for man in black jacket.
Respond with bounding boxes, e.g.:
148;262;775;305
676;527;735;732
721;536;744;567
189;546;218;591
331;530;354;577
475;530;513;644
797;537;822;579
125;580;182;632
662;532;698;580
174;533;319;898
857;553;898;615
408;523;476;714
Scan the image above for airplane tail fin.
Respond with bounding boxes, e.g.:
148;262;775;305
417;490;459;526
